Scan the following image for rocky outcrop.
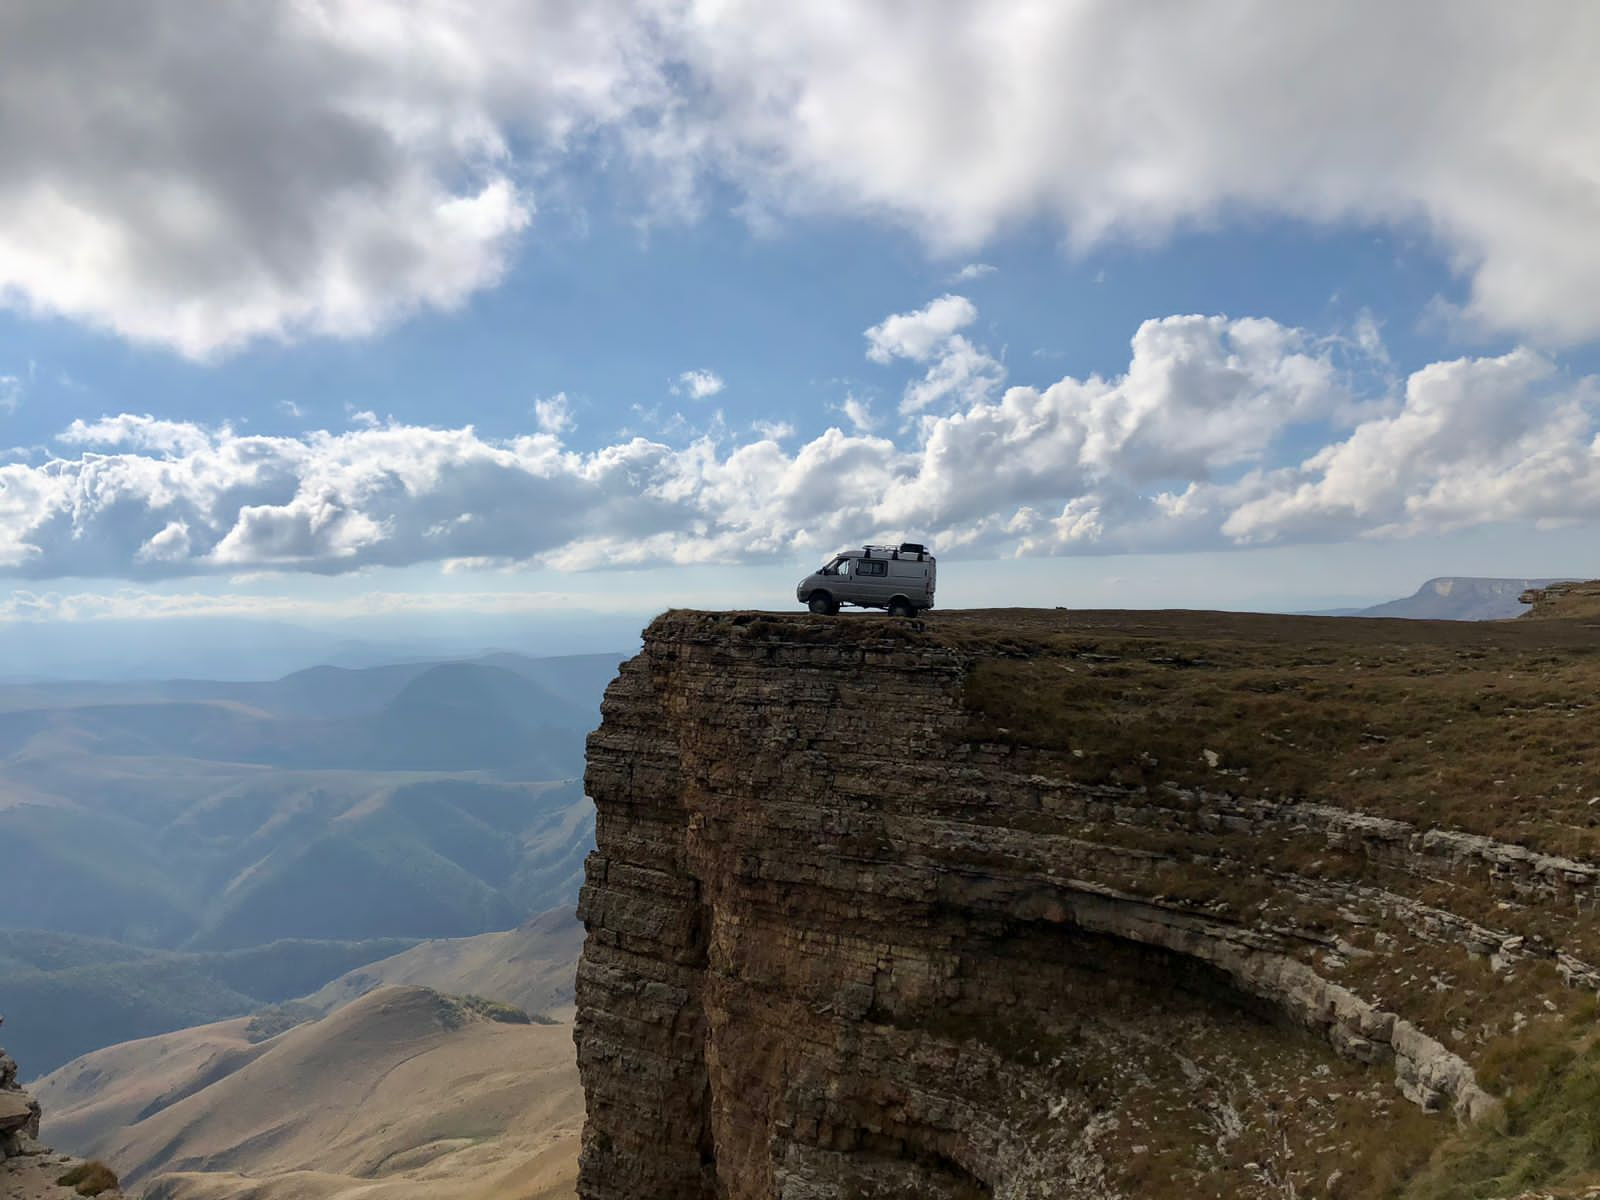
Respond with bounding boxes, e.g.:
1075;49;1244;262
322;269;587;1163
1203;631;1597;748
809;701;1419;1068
1521;579;1600;620
2;1046;45;1160
574;610;1600;1199
2;1042;123;1198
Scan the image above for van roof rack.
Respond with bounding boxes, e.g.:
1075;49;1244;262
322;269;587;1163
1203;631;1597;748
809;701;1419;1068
861;542;932;561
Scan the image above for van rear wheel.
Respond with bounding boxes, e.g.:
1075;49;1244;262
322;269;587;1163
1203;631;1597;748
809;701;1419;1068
888;598;916;618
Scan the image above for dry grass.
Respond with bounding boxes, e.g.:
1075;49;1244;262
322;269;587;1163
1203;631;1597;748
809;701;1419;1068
953;607;1600;859
56;1160;120;1196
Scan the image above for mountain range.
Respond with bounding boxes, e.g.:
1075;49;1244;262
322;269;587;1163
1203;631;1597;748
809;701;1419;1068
1316;576;1575;620
0;650;619;1077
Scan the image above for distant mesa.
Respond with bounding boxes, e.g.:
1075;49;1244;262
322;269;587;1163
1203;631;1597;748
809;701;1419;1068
1328;576;1576;621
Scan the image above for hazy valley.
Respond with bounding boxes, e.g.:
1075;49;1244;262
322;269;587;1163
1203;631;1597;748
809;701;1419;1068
0;651;618;1077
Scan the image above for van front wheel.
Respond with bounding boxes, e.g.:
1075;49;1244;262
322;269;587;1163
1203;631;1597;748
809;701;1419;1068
888;599;917;618
807;593;837;615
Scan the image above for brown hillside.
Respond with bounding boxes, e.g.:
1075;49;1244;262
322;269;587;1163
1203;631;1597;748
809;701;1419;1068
301;907;583;1021
46;987;580;1200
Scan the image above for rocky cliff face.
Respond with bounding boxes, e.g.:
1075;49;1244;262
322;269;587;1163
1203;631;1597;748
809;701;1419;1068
575;608;1600;1199
2;1040;123;1197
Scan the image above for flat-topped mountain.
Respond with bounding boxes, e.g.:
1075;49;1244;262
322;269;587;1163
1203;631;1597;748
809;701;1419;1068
1335;576;1573;620
575;593;1600;1199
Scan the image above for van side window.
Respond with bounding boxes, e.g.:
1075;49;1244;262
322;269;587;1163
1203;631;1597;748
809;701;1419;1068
858;560;887;577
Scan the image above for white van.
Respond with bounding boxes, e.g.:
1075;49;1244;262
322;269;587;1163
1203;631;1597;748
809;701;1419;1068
795;543;936;617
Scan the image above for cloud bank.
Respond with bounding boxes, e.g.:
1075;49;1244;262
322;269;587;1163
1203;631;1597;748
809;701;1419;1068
0;2;1598;354
2;302;1595;580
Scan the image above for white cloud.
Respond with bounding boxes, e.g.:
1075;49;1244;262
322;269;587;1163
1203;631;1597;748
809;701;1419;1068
5;301;1594;579
652;3;1600;345
534;392;576;434
949;263;996;283
2;5;1599;354
0;0;651;358
866;296;1004;414
674;369;726;400
1222;350;1600;544
865;294;977;364
0;376;19;414
835;394;879;433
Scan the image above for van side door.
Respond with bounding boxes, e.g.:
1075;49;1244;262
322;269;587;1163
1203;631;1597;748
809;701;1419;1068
853;557;891;605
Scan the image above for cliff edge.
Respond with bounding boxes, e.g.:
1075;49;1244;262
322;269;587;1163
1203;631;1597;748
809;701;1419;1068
575;604;1600;1199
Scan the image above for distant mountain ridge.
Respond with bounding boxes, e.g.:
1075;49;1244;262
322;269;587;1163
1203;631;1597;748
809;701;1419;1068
1322;576;1575;621
0;650;623;719
0;649;620;1076
300;907;583;1021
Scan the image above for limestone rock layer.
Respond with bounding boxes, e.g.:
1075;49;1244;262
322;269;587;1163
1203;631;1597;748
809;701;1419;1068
574;610;1600;1199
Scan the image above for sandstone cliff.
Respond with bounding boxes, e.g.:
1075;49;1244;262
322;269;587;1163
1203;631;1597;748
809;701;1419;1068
575;605;1600;1199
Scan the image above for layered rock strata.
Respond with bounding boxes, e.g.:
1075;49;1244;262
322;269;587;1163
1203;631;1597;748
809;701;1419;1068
575;611;1600;1199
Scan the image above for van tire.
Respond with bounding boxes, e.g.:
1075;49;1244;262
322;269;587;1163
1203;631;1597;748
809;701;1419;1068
807;593;836;615
888;598;916;618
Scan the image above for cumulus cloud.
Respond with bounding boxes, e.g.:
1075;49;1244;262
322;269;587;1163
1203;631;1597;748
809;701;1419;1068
3;301;1594;579
865;295;977;364
1223;350;1600;544
949;263;996;283
865;295;1004;414
0;0;652;357
534;393;576;434
2;4;1599;353
674;369;726;400
655;2;1600;345
835;394;879;433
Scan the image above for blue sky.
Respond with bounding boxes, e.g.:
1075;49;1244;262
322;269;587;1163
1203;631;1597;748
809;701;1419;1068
1;2;1598;630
